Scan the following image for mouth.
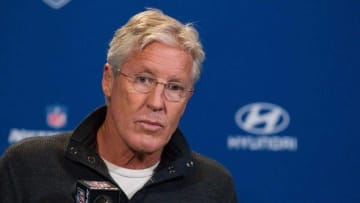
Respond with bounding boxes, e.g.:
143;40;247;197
137;120;165;131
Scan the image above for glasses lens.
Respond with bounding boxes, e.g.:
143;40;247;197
121;72;190;102
132;82;151;93
164;90;181;101
131;75;155;93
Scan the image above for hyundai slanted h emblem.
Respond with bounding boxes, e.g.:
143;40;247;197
43;0;72;10
235;102;290;135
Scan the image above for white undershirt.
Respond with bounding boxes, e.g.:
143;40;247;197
102;158;159;199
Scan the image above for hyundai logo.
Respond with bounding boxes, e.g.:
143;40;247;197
235;102;290;135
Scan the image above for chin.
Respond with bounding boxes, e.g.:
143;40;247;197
132;139;166;155
139;144;164;154
128;130;172;155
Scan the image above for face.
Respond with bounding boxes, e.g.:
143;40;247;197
102;42;194;155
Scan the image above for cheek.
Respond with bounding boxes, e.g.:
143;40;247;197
111;80;142;106
167;102;188;128
109;83;141;122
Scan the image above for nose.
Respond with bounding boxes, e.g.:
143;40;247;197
146;83;165;111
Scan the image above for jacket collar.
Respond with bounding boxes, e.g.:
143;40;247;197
65;106;195;184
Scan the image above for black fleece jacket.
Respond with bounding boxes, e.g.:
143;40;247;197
0;106;237;203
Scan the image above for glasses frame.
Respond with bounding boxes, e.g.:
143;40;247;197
116;69;194;102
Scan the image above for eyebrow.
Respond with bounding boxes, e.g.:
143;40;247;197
135;67;155;75
136;66;187;84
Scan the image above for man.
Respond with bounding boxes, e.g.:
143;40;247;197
0;9;237;202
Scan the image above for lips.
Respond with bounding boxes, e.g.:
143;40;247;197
137;119;165;131
141;119;164;127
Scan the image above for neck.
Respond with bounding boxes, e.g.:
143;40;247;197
96;123;162;169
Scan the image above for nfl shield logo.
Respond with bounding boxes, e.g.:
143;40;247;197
46;105;67;129
42;0;72;10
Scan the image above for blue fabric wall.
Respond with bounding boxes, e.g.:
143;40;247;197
1;0;359;202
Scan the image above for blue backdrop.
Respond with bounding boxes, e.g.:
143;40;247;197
1;0;359;202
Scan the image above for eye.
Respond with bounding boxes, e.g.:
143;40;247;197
167;83;185;91
134;75;155;85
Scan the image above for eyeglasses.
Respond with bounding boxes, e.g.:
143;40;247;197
117;69;194;102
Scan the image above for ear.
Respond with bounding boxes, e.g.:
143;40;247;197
179;91;194;116
102;63;113;98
